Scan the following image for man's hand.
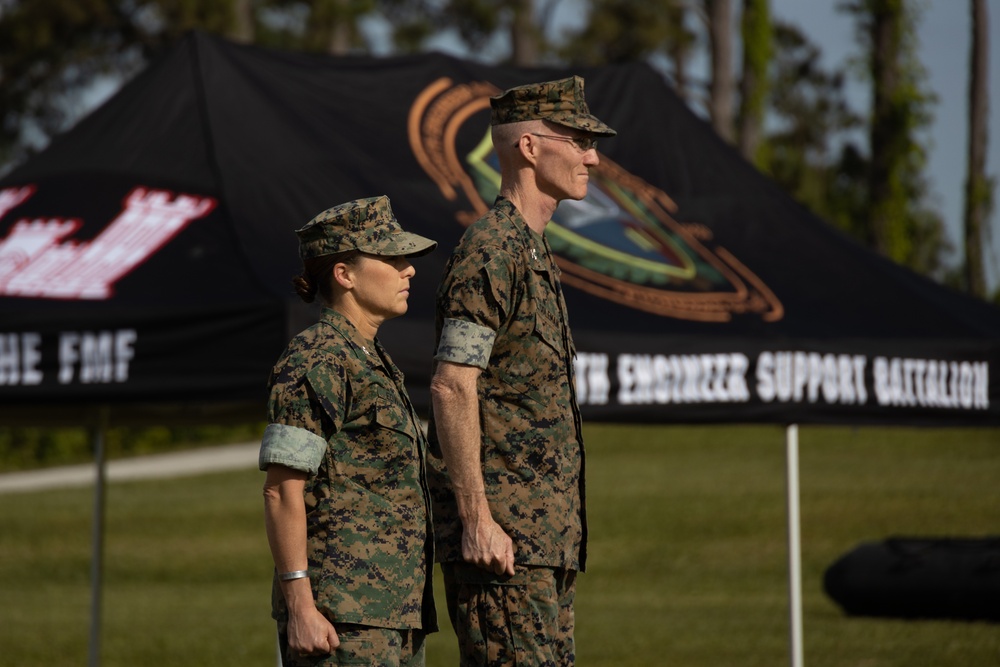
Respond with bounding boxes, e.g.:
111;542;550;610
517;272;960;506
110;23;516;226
461;508;515;576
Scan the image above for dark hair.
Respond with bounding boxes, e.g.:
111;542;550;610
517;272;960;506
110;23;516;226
292;250;361;304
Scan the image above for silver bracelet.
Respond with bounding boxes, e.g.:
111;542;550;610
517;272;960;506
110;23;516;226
278;569;309;581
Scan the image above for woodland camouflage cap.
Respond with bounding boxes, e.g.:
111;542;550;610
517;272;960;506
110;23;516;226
295;196;436;260
489;75;616;137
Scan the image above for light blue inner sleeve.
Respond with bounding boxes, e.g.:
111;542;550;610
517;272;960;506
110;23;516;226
434;318;496;370
258;423;327;474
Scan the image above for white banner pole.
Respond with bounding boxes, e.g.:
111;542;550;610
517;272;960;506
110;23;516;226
786;423;804;667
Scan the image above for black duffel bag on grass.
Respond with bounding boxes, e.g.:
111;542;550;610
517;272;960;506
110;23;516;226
823;536;1000;622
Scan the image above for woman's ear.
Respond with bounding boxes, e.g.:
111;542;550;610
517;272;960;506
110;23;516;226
332;261;355;290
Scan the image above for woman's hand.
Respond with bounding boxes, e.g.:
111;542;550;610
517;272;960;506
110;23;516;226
287;605;340;656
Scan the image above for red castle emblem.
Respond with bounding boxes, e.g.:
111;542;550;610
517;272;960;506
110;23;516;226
0;186;216;300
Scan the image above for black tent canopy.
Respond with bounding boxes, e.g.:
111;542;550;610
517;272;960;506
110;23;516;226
1;32;998;667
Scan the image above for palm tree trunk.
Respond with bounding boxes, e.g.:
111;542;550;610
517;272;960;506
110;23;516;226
706;0;735;142
963;0;990;297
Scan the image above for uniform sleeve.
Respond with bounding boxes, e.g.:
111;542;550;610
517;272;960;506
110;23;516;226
435;318;496;369
258;423;326;474
434;248;515;367
259;358;347;475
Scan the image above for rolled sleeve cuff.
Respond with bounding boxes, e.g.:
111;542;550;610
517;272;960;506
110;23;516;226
434;318;496;370
258;423;327;475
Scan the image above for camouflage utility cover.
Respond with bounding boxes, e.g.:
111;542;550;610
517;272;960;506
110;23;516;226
262;308;436;630
428;197;587;571
295;195;437;260
489;75;616;138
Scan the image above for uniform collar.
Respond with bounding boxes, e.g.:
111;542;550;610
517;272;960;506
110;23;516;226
495;196;550;271
319;307;380;360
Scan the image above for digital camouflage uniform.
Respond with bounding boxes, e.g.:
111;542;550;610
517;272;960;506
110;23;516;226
427;76;615;667
261;308;437;633
428;197;587;570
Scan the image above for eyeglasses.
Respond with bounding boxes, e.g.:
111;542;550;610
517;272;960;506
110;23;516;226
524;133;599;152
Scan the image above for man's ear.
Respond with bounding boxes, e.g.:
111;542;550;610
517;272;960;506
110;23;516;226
518;133;540;166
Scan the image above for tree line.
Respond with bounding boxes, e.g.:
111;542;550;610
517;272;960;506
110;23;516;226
0;0;993;299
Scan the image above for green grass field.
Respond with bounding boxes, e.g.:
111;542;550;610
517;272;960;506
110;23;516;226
1;424;998;666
